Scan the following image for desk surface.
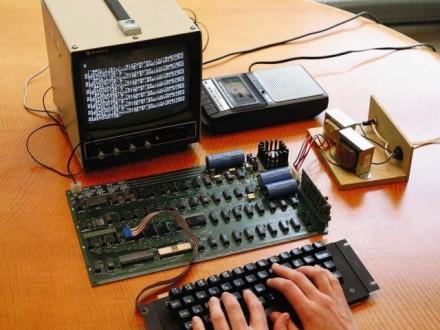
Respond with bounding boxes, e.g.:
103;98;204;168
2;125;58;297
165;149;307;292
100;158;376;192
1;0;440;329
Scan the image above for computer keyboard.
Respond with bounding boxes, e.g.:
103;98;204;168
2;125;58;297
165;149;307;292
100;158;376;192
141;239;379;330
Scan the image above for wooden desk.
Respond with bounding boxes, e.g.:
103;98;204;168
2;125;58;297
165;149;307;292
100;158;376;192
1;0;439;328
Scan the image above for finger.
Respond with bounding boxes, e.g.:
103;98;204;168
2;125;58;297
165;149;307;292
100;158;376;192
208;296;230;330
325;268;346;299
270;311;283;322
272;313;299;330
271;264;320;299
272;313;289;330
266;277;310;316
243;289;268;329
192;316;206;330
221;292;247;330
296;265;333;296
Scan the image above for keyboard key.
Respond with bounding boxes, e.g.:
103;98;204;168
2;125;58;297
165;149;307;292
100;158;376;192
279;252;291;262
290;247;303;258
208;286;221;296
192;304;204;316
324;260;336;271
254;283;267;294
221;282;233;292
303;255;315;265
233;278;245;289
182;295;195;305
292;259;304;268
332;270;344;283
256;270;269;280
244;263;257;273
315;250;332;262
183;283;195;294
195;291;208;301
220;271;233;282
195;279;208;289
256;259;269;269
245;274;257;284
267;256;280;265
169;287;182;299
233;267;245;277
178;309;191;320
166;299;182;311
208;275;220;285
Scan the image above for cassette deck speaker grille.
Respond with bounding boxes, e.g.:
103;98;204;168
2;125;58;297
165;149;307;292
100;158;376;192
253;65;324;102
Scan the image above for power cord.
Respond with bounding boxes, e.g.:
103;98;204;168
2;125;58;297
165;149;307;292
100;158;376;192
248;43;437;72
24;66;83;183
203;11;379;66
184;8;210;53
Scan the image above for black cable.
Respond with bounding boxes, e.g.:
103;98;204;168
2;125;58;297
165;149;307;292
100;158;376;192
184;8;209;53
42;87;63;126
67;142;84;183
248;43;436;71
197;21;210;53
203;11;379;66
26;123;73;178
372;154;393;165
321;148;343;168
183;8;197;22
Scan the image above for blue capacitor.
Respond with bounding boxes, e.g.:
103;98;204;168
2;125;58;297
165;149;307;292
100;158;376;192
206;150;245;169
265;179;298;199
258;167;294;187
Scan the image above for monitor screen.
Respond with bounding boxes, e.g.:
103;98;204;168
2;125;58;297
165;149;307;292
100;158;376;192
79;44;189;129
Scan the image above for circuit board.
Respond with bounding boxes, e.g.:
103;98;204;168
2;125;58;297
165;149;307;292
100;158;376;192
67;163;331;286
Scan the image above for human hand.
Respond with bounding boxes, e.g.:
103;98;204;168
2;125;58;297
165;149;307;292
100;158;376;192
267;264;355;330
192;289;268;330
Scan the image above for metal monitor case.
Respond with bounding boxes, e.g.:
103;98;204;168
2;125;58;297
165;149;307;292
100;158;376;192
42;0;201;171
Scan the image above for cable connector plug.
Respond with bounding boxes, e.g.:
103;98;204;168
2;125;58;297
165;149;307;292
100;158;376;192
362;119;377;126
70;181;82;194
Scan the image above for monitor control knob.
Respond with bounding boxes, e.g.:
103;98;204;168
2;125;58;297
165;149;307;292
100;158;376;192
129;144;137;153
113;147;121;156
97;151;105;160
144;141;152;150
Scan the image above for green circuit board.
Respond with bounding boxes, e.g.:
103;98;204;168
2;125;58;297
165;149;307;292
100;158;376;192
67;164;331;286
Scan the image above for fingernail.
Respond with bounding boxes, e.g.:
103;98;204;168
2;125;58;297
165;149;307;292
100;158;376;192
243;289;251;296
209;296;218;303
266;279;273;286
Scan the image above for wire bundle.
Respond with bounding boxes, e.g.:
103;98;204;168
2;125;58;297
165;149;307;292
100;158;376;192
293;134;330;171
133;210;200;311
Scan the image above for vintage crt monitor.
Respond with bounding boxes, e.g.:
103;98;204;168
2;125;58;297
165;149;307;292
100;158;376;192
42;0;201;171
